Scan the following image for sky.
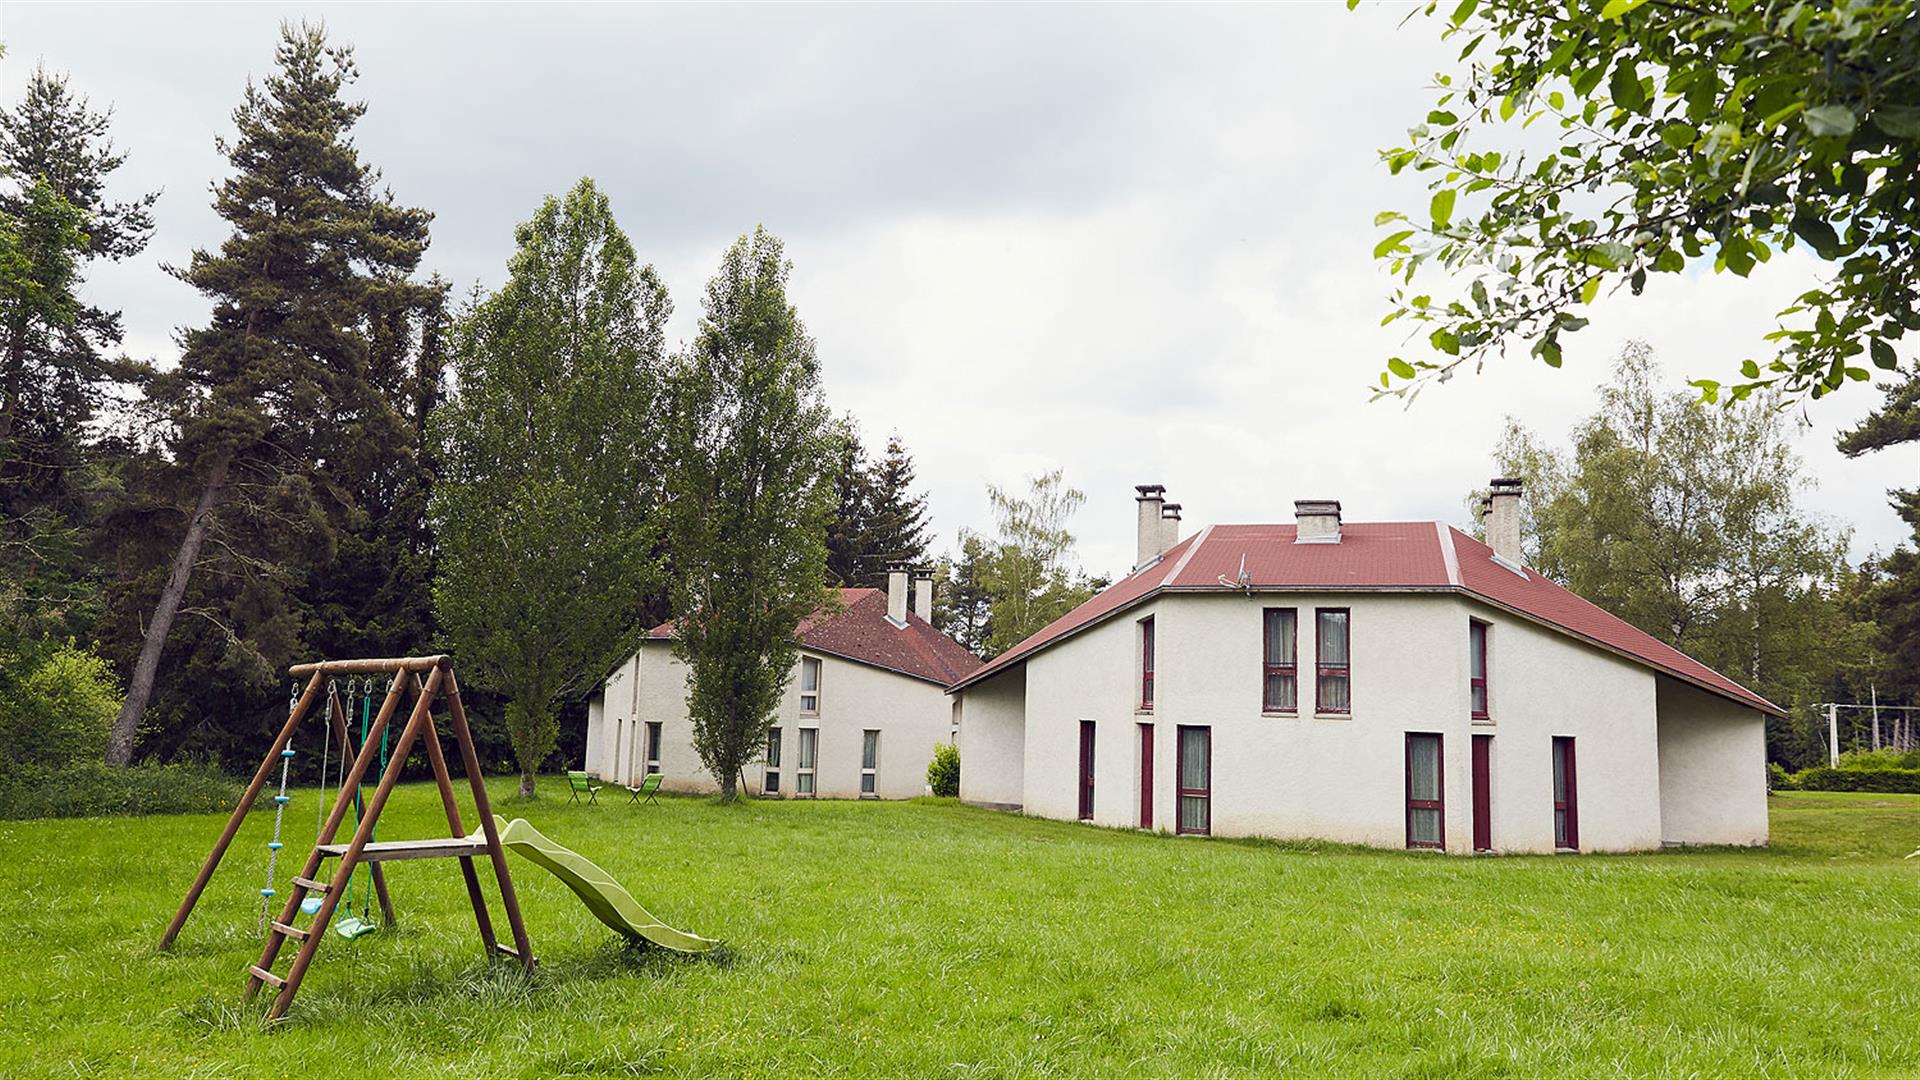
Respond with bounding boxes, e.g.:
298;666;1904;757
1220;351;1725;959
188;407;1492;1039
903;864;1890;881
3;2;1910;579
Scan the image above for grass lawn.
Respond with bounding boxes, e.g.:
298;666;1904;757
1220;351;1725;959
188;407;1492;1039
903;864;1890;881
2;786;1917;1077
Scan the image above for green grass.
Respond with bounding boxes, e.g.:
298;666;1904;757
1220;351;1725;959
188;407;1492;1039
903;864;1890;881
2;786;1917;1077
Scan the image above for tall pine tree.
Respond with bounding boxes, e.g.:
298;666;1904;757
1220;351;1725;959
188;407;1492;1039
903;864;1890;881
107;24;432;765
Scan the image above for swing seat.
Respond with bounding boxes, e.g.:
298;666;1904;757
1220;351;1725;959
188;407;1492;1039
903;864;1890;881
333;913;378;940
300;896;323;916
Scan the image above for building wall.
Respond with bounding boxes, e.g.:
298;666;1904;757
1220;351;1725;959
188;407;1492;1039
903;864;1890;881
956;666;1026;809
1003;588;1670;853
1655;675;1768;846
585;642;954;800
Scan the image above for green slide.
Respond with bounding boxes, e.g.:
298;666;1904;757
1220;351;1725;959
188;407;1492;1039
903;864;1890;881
480;815;719;953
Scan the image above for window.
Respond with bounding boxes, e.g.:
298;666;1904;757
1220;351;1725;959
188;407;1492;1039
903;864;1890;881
796;728;818;796
764;726;782;794
1176;725;1210;835
1316;608;1350;713
1139;617;1155;710
1262;608;1298;712
799;657;821;715
861;729;880;797
1138;723;1154;830
1406;733;1444;850
1469;620;1490;720
1078;721;1096;820
1552;736;1579;850
644;721;662;775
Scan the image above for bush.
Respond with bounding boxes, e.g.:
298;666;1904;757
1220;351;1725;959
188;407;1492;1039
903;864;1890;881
1835;747;1920;772
0;759;254;820
926;741;960;798
0;641;119;767
1768;761;1796;791
1790;767;1920;795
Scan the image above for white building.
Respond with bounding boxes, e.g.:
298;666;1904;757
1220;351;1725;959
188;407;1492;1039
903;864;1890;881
951;483;1779;854
586;567;982;799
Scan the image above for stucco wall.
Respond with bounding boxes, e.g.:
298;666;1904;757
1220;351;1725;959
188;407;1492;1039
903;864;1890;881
956;666;1026;809
584;641;954;799
1655;675;1768;846
1002;587;1669;853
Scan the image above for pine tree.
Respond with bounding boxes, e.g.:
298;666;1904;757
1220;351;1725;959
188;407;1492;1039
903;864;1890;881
664;227;836;800
861;432;931;582
432;180;668;798
932;531;994;657
823;414;873;587
106;24;432;765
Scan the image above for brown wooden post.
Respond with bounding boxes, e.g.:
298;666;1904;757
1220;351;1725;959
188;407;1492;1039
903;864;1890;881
158;669;325;951
325;686;396;926
246;670;409;1002
265;667;445;1021
443;667;535;970
413;674;497;952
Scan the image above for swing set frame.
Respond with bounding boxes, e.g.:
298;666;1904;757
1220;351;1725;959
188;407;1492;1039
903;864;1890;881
157;655;535;1022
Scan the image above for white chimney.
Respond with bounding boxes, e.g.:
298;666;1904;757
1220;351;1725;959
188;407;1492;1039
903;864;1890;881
1294;499;1342;544
1160;502;1182;553
1483;478;1524;566
1136;484;1169;569
886;563;909;626
912;566;934;622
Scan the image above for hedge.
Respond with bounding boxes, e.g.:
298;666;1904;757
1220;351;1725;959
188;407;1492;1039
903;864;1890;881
0;760;255;820
1790;767;1920;795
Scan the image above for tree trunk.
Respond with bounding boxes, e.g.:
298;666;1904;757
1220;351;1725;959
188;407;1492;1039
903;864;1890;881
719;770;737;801
519;765;536;799
105;451;231;766
0;317;27;442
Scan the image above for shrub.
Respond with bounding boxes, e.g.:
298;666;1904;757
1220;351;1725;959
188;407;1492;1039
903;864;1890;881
926;741;960;798
1835;747;1920;772
0;759;254;820
1790;767;1920;795
0;641;120;767
1767;762;1796;791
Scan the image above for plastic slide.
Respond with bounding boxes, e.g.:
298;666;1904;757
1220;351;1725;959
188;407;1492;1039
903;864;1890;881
478;815;719;953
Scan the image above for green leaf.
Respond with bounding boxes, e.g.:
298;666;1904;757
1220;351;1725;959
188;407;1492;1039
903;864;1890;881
1845;367;1870;382
1499;93;1518;122
1427;110;1459;127
1872;107;1920;140
1871;338;1897;370
1599;0;1652;18
1531;337;1562;368
1610;60;1646;112
1448;0;1478;26
1580;276;1601;305
1652;248;1685;273
1373;229;1415;259
1790;214;1843;259
1548;91;1565;111
1658;122;1698;150
1804;105;1857;138
1373;210;1406;226
1430;188;1457;229
1388;357;1418;380
1430;328;1461;356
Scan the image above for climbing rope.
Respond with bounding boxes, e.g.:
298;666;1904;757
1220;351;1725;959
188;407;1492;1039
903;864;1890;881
258;682;298;931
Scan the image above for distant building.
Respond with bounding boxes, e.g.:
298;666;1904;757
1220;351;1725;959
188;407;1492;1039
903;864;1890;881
949;483;1778;853
586;567;982;799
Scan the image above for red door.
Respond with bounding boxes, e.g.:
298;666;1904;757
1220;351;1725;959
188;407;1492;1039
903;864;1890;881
1471;734;1492;852
1552;736;1579;850
1078;721;1095;821
1138;723;1153;830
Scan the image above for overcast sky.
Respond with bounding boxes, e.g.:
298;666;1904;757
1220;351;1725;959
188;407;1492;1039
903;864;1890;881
4;2;1909;577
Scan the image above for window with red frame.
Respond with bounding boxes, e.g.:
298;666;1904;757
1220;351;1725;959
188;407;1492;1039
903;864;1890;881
1139;616;1155;710
1262;608;1297;712
1406;732;1444;849
1316;608;1350;713
1469;620;1489;720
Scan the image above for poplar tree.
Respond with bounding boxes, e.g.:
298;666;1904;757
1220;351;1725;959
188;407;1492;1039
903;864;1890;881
665;228;836;800
432;179;667;798
107;24;432;765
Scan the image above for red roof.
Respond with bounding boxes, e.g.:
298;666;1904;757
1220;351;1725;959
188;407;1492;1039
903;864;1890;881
648;587;983;687
950;522;1781;715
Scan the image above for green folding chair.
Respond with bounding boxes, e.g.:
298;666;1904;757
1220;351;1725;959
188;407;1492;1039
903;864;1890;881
567;770;602;805
625;772;662;806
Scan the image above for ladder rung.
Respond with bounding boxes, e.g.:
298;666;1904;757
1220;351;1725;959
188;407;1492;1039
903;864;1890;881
292;876;329;894
493;942;520;960
248;965;286;990
270;921;308;941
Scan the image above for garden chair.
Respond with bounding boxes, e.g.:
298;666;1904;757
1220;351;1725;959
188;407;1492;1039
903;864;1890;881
625;772;662;806
567;770;602;805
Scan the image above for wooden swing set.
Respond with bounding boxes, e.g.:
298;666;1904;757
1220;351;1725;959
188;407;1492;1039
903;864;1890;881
157;655;535;1022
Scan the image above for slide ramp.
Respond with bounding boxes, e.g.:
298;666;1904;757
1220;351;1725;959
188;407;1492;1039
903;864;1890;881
482;815;719;953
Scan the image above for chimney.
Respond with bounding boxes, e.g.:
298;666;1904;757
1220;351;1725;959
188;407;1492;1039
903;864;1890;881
886;562;909;626
1161;503;1182;553
912;566;934;622
1135;484;1169;569
1294;499;1342;544
1483;478;1524;566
